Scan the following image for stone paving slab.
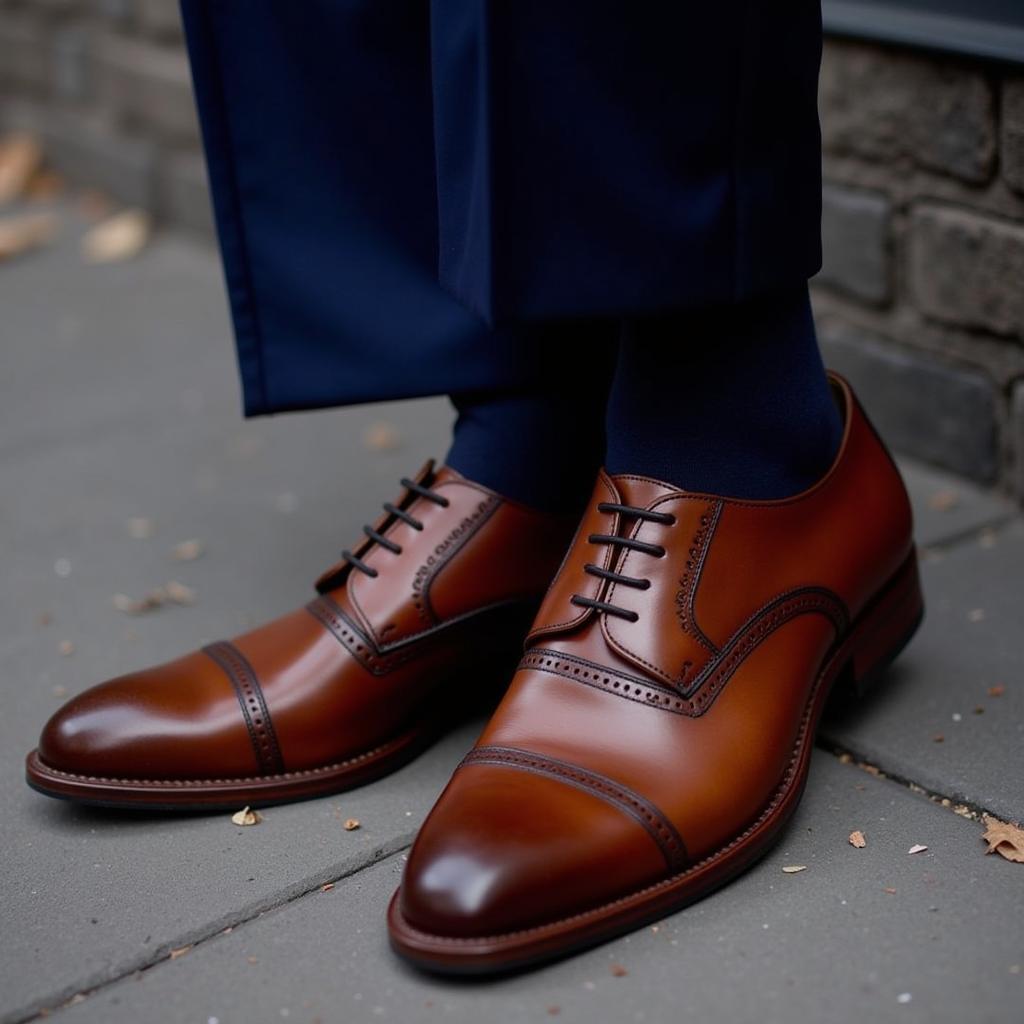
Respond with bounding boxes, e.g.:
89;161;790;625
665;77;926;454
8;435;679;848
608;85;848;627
821;519;1024;823
898;460;1015;549
49;753;1024;1024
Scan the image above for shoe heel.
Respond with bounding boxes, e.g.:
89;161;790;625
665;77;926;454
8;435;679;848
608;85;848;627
841;550;924;699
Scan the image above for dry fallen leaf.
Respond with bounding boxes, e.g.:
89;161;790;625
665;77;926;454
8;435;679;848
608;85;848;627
927;489;959;512
782;865;807;874
883;887;897;895
127;516;155;539
363;421;402;452
609;963;628;977
113;580;197;615
164;580;196;606
343;818;360;831
981;815;1024;864
172;539;204;562
908;844;928;855
231;806;263;827
168;945;191;960
932;734;945;743
988;685;1006;698
321;882;335;892
246;956;259;965
113;591;165;615
848;830;866;849
0;133;42;203
25;169;64;203
0;211;59;260
81;208;151;263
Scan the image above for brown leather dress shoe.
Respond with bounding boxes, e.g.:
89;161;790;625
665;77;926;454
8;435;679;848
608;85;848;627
389;376;923;973
26;462;571;810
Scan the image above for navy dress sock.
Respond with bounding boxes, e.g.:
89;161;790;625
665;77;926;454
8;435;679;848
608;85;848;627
445;327;616;514
605;287;843;500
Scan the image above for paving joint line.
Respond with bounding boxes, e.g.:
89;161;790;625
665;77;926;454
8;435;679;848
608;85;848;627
918;510;1019;556
10;836;415;1024
815;736;1014;825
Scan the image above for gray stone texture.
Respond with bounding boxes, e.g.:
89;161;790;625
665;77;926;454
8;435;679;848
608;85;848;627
1013;380;1024;501
93;30;198;145
898;459;1014;549
0;11;49;94
820;322;999;483
50;21;92;103
135;0;184;43
909;204;1024;340
818;183;891;304
1002;77;1024;195
819;40;998;184
41;109;157;208
158;149;213;235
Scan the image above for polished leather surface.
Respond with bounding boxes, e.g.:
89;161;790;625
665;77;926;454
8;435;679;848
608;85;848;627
30;462;571;800
396;377;917;944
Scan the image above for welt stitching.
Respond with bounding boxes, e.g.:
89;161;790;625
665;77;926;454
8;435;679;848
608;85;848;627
34;736;400;787
201;641;284;774
462;746;687;871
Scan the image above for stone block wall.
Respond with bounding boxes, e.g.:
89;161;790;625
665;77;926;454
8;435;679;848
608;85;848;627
1;3;1023;499
816;39;1024;497
0;0;209;231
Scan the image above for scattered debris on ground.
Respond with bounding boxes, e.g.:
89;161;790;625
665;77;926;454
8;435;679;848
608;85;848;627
231;807;263;827
112;581;196;615
908;844;928;855
363;420;402;452
782;865;807;874
343;818;360;831
981;815;1024;863
126;516;156;539
81;208;151;264
848;830;866;848
0;211;59;261
0;133;42;203
928;489;959;512
172;539;204;562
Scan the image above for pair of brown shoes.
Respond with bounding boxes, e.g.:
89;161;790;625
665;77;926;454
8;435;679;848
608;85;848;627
26;376;922;974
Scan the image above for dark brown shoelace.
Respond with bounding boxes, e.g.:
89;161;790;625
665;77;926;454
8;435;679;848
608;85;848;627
342;477;450;578
570;502;676;621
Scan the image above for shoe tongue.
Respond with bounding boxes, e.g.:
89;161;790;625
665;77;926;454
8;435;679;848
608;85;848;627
608;472;683;510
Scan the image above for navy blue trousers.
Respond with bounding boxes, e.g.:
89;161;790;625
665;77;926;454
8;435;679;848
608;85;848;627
181;1;823;417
